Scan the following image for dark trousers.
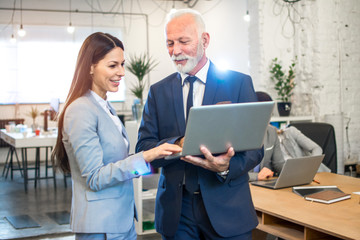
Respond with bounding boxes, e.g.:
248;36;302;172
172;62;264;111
162;189;252;240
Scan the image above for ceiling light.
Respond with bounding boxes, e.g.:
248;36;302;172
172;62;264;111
18;24;26;37
67;22;75;33
244;10;250;22
18;0;26;37
10;34;17;44
67;0;75;34
244;0;250;22
169;0;176;14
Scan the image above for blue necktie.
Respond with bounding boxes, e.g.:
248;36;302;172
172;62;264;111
184;76;199;192
186;76;197;122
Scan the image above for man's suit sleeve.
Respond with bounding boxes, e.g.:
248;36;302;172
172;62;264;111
221;149;263;183
217;73;264;182
135;86;181;168
136;86;180;147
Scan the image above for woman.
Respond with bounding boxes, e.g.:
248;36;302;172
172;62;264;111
52;32;181;240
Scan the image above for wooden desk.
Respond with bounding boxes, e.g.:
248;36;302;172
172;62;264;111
0;129;57;192
250;172;360;240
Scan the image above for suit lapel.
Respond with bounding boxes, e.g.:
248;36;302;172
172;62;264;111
202;62;219;105
107;102;130;152
107;104;117;116
172;73;186;134
121;126;130;152
171;62;219;134
88;92;130;152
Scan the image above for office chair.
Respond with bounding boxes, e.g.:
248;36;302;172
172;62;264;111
289;122;337;173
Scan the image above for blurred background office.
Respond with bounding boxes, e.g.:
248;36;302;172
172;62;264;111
0;1;359;239
0;0;359;193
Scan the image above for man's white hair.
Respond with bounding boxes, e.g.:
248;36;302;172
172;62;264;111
165;9;206;38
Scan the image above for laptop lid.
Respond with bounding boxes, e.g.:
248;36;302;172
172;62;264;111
251;154;325;189
165;101;274;159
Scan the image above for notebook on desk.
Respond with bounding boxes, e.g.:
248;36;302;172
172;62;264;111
251;154;325;189
165;101;275;160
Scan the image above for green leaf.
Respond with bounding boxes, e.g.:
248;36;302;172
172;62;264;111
269;57;297;102
126;53;159;104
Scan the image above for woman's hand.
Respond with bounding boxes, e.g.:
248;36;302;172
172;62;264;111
143;143;182;163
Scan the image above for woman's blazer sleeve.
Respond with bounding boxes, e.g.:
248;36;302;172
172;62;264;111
63;99;150;192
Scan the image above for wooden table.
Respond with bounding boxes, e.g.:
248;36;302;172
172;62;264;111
250;172;360;240
0;129;57;192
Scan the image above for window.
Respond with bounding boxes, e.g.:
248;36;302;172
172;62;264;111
0;25;126;104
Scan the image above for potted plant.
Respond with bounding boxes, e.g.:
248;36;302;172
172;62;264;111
126;53;158;120
27;106;40;131
269;57;297;116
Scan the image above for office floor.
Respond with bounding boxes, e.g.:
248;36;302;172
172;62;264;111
0;163;280;240
0;157;161;240
0;146;324;240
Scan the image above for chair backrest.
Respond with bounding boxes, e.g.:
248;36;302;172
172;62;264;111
289;122;337;173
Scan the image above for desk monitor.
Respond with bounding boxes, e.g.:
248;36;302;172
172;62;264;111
165;101;275;160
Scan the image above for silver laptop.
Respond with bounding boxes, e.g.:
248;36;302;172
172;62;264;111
251;154;325;189
165;101;275;160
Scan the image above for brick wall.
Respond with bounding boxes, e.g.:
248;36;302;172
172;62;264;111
249;0;360;173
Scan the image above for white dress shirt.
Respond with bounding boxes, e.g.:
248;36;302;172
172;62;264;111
180;58;210;120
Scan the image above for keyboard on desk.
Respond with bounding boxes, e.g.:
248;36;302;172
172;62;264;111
254;179;277;186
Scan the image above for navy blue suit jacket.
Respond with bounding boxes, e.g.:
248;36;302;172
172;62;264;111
136;62;263;237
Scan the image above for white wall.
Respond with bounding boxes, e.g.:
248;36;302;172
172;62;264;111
0;0;249;111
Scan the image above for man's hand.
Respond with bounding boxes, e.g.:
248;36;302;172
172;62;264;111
181;146;234;172
257;167;274;180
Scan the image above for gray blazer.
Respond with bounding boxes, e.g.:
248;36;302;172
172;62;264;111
62;91;149;233
249;125;285;181
279;126;330;172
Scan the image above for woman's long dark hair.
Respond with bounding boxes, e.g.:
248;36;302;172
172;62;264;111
51;32;124;173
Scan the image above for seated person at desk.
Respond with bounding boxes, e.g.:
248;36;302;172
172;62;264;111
249;91;285;181
249;91;330;181
278;125;331;172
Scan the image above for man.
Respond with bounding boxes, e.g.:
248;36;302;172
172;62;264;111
136;9;263;240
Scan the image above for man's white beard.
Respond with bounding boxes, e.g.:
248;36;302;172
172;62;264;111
171;44;204;74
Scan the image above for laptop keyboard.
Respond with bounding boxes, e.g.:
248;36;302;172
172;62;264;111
259;179;277;186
